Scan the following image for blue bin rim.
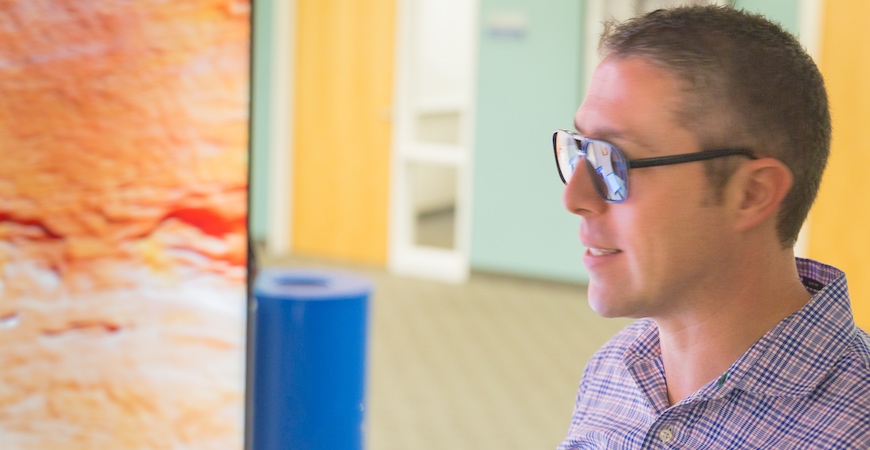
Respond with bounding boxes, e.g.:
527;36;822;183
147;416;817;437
254;268;372;301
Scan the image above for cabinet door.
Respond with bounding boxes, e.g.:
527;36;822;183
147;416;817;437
292;0;396;264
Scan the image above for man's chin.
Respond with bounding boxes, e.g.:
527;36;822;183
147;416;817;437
587;296;623;318
586;286;637;319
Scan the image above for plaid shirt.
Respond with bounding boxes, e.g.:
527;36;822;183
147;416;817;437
560;258;870;449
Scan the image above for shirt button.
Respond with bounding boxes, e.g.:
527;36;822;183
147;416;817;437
659;428;675;443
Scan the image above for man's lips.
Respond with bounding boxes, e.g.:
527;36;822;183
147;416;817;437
587;247;622;256
580;227;621;256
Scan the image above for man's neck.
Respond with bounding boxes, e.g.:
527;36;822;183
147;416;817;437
654;252;812;406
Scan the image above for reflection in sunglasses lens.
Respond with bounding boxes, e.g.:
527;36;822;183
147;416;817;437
554;131;629;202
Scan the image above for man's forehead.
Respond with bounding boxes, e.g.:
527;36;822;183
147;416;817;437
573;56;695;152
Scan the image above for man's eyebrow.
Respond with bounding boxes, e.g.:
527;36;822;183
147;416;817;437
575;124;654;157
575;124;630;143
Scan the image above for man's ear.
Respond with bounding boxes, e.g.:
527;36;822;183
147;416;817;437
727;158;793;233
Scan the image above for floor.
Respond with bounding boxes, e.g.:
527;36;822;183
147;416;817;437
414;208;455;249
259;251;631;450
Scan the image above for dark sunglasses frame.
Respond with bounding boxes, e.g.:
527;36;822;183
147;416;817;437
552;129;757;202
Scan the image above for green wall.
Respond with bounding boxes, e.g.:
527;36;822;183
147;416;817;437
470;0;588;283
735;0;799;34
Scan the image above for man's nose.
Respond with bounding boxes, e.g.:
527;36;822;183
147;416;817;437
563;163;607;217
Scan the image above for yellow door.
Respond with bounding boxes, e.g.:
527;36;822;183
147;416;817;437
810;0;870;330
291;0;396;264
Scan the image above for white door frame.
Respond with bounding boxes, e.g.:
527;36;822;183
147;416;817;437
388;0;479;283
265;0;295;256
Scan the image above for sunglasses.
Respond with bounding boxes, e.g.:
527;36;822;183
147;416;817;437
552;129;757;203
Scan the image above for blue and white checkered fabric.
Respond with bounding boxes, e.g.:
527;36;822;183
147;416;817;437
560;258;870;449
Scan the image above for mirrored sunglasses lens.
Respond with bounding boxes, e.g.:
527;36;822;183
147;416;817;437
584;140;628;202
554;131;579;182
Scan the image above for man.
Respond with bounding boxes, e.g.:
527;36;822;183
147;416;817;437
554;6;870;448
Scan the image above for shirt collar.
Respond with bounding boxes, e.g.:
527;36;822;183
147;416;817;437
724;258;855;398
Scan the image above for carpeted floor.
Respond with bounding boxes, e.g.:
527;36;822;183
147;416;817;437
258;252;631;450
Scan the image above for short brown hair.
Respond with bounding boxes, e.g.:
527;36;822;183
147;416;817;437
599;6;831;247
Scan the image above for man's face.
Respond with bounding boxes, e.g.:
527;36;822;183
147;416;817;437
565;56;736;320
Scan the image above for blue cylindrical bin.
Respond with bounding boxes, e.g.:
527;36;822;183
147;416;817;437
252;268;371;450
